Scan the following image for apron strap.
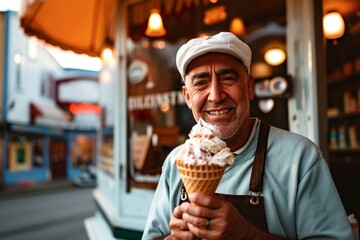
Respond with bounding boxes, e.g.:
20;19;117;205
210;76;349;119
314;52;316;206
249;120;270;193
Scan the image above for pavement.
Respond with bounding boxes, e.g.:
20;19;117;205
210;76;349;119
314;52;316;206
0;179;77;200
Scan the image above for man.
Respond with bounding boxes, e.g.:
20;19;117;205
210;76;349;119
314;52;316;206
142;32;352;239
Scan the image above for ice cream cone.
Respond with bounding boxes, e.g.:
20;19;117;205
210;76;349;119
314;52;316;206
175;159;224;195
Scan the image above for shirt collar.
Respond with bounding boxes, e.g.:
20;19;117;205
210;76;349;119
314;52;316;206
232;117;260;156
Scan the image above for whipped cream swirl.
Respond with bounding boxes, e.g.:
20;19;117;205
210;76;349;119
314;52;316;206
175;118;234;167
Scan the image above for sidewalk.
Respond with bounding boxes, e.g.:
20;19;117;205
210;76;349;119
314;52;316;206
0;179;75;200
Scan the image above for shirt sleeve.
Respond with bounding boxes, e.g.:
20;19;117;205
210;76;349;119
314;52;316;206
295;156;353;239
141;150;180;240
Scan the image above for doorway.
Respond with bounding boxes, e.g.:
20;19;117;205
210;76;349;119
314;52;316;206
49;138;67;179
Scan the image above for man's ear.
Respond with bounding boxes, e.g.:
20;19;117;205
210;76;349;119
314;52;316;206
247;75;255;100
182;85;192;110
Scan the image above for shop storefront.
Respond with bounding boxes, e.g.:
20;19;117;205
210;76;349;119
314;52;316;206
1;11;102;185
15;0;360;238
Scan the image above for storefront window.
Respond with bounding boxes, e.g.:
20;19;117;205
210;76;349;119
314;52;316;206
34;135;43;167
8;133;44;171
70;135;95;167
99;129;114;175
126;38;194;190
126;0;287;190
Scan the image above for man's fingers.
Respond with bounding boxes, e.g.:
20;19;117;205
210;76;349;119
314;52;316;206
188;193;221;209
173;206;183;218
170;206;188;231
182;212;209;228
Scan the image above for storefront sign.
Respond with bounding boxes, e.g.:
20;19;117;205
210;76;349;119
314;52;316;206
69;103;101;115
128;90;185;110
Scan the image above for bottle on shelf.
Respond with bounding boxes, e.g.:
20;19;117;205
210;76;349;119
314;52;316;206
338;125;348;149
343;91;357;114
357;88;360;112
348;125;359;149
329;127;338;149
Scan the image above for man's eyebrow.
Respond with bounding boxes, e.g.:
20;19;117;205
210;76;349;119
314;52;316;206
191;72;210;82
189;68;241;83
216;68;240;78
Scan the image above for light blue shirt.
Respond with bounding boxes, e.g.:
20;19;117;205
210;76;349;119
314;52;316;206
142;118;353;239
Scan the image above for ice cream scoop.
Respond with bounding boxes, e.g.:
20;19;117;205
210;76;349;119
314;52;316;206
174;118;234;195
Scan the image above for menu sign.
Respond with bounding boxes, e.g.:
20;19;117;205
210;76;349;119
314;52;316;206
132;134;151;171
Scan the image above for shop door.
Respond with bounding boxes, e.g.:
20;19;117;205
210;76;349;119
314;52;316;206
49;138;67;179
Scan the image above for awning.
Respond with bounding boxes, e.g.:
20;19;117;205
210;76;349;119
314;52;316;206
30;100;71;128
19;0;116;57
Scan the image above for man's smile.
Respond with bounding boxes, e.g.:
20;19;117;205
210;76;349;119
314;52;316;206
207;108;231;115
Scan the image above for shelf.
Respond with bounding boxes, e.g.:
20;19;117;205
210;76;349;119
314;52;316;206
329;147;360;154
328;111;360;121
327;73;360;88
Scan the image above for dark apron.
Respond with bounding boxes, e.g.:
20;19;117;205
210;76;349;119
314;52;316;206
179;121;270;232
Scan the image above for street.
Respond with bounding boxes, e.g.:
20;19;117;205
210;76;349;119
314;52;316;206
0;184;95;240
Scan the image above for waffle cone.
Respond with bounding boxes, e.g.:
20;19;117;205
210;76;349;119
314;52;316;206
175;159;225;195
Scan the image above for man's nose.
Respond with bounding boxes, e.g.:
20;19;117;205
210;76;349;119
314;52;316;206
208;79;223;102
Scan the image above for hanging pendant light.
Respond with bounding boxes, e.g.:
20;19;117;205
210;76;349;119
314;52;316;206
323;11;345;39
229;17;246;37
145;9;166;37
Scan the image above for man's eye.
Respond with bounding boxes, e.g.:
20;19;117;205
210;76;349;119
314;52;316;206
194;80;207;87
221;75;237;83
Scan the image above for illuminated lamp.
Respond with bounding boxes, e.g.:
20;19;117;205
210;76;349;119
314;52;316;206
230;17;246;37
203;6;227;25
323;11;345;39
145;9;166;37
101;47;114;64
264;48;286;66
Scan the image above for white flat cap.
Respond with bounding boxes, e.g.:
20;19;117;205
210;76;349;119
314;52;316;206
176;32;252;81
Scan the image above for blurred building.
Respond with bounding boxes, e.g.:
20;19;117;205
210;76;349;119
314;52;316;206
0;11;103;186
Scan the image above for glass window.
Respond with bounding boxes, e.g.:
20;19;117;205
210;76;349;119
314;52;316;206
127;38;195;190
8;133;44;171
70;134;95;167
126;0;287;190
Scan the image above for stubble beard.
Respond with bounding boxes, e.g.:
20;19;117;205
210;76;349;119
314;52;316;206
218;121;240;140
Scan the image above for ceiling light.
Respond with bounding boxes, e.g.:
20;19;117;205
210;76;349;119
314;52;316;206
229;17;246;37
145;9;166;37
264;48;286;66
323;11;345;39
203;6;227;25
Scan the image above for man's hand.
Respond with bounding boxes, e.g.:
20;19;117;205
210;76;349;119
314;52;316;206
168;204;201;240
169;193;284;240
180;193;285;240
179;193;252;239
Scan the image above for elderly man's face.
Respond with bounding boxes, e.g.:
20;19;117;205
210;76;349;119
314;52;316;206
182;53;254;148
